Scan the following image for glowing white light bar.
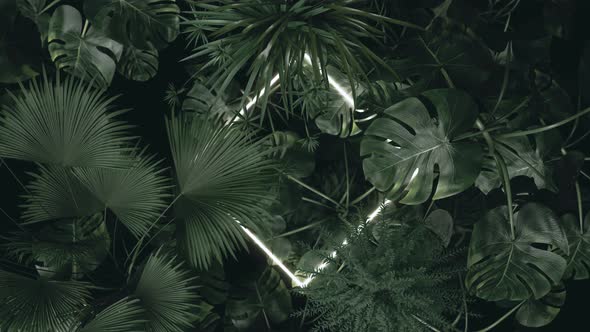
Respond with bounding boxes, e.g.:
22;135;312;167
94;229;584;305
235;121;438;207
300;199;392;287
235;53;397;288
303;54;356;108
242;74;281;114
241;225;305;287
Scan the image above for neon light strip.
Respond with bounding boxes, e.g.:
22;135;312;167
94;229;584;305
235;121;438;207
242;74;281;114
300;199;391;287
234;53;385;288
241;225;305;287
303;54;355;108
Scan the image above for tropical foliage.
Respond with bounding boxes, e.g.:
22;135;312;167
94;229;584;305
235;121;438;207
1;0;590;331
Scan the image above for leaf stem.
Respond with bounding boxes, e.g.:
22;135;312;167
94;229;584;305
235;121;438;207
81;20;90;38
575;181;584;234
287;175;341;208
125;193;181;280
270;219;327;239
474;300;525;332
453;125;505;141
495;152;515;239
40;0;61;15
350;186;375;205
499;106;590;139
475;119;515;239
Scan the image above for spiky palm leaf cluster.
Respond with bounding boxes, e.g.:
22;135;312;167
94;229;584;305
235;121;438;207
299;216;463;332
184;0;421;111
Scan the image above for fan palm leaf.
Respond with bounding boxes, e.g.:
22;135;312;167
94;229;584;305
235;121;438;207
78;297;146;332
166;113;276;269
22;165;103;224
30;213;110;279
0;270;92;332
21;154;170;237
133;248;200;332
0;73;134;168
73;153;171;238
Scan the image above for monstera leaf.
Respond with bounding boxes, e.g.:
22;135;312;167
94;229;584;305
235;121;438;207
17;0;51;43
226;267;292;329
117;43;159;82
84;0;179;50
556;213;590;280
181;80;239;120
466;203;569;301
515;283;566;328
361;88;483;204
48;5;123;87
476;131;561;194
390;28;491;90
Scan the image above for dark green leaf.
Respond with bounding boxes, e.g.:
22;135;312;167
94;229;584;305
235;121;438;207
555;213;590;280
515;283;566;328
0;71;132;167
84;0;180;49
226;267;292;329
133;248;200;332
424;209;453;247
476;131;561;194
117;43;159;82
361;88;482;204
33;213;110;279
166;114;276;269
181;80;238;119
78;297;146;332
0;270;91;331
48;5;123;87
310;66;364;137
22;165;103;223
73;155;170;238
466;203;568;301
17;0;50;43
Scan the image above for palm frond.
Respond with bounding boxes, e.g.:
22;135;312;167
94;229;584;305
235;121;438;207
183;0;421;110
78;297;146;332
31;213;111;278
73;153;171;238
0;73;134;168
0;270;92;332
22;165;103;224
133;248;200;332
166;113;276;269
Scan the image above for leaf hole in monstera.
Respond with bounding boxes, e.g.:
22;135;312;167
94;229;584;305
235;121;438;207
96;46;119;63
151;1;177;8
49;39;66;46
386;115;417;136
529;242;549;250
527;262;557;288
416;94;439;121
515;273;536;296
